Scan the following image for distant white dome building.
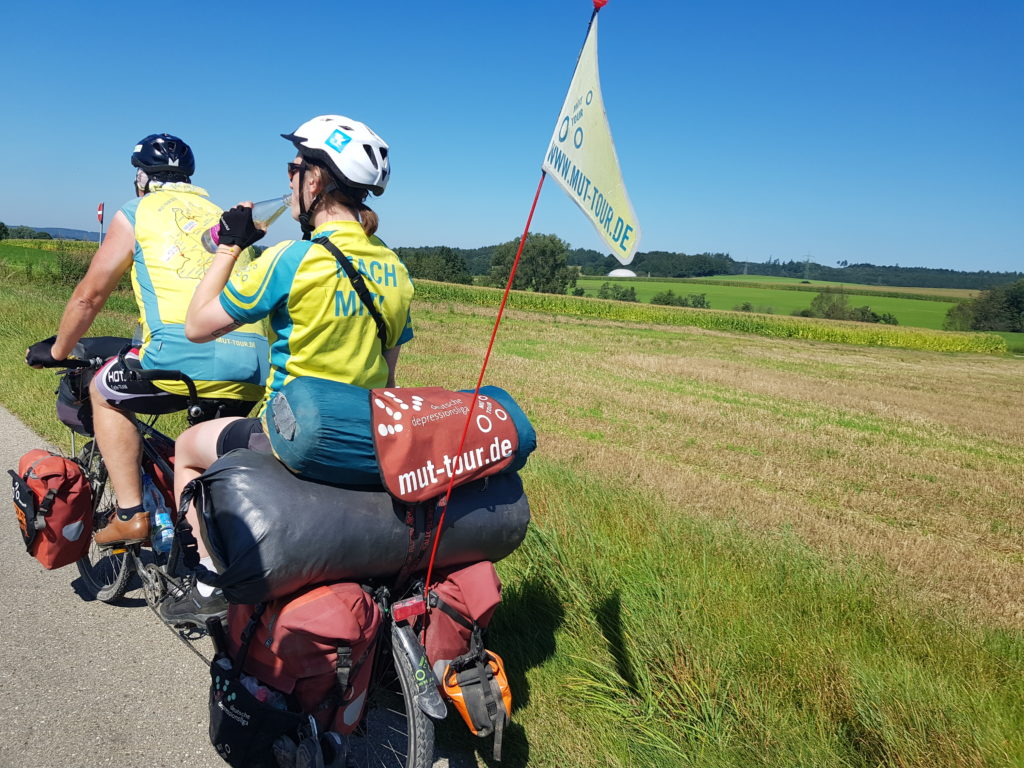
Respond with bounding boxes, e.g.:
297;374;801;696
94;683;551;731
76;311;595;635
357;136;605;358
607;268;637;277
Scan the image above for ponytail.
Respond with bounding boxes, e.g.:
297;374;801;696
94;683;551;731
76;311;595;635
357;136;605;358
358;203;379;237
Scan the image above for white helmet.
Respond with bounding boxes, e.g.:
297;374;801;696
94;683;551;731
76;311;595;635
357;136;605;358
282;115;390;196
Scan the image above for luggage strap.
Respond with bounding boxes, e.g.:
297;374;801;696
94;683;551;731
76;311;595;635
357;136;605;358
454;658;506;759
26;454;61;516
313;237;389;348
428;591;476;633
393;503;423;590
430;592;506;759
319;633;376;715
335;646;353;695
169;481;215;584
208;602;267;678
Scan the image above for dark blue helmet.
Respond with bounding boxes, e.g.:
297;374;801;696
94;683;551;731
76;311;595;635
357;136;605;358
131;134;195;177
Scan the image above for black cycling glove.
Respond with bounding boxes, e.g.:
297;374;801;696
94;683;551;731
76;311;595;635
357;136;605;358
217;205;266;249
25;335;62;368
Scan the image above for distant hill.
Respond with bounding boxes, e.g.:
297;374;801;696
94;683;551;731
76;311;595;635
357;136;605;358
35;227;100;241
2;225;99;241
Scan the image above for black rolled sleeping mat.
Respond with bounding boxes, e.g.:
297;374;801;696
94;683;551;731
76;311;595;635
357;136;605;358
194;449;530;604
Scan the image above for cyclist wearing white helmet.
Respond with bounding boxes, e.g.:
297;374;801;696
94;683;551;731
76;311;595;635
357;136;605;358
162;115;414;625
25;134;269;547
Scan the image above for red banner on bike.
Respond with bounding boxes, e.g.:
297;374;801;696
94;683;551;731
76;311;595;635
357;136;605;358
371;387;520;503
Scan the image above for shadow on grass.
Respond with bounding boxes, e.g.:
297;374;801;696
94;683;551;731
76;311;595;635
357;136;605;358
594;591;639;696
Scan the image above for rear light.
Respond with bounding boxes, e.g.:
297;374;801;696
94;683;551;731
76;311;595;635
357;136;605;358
392;595;426;623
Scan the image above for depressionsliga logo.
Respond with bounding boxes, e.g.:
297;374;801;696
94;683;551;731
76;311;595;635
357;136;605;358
373;391;517;498
372;389;420;437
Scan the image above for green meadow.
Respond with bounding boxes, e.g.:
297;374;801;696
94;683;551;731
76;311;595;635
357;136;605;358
576;276;958;330
679;274;979;300
0;249;1021;767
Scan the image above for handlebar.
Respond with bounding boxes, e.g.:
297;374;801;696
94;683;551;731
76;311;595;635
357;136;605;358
53;357;102;370
51;348;204;422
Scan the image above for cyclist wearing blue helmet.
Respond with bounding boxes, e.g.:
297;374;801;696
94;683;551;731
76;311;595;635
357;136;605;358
26;134;269;547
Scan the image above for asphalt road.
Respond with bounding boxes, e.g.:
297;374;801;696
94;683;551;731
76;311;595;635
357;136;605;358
0;405;223;768
0;406;472;768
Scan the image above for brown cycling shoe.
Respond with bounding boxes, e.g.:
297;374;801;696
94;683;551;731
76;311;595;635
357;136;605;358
94;508;149;545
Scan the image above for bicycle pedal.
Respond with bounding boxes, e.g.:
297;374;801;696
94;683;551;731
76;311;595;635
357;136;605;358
174;624;208;642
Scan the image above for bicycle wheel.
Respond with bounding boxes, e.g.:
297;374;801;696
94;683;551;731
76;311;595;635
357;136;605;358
348;637;435;768
75;441;134;603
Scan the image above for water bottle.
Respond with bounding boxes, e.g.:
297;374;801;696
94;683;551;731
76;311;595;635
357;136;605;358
142;472;174;554
201;193;292;253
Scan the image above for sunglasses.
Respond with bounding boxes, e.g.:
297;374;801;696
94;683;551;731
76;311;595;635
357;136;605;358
287;161;306;179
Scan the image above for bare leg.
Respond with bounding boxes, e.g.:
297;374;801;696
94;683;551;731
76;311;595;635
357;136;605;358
89;377;142;507
174;416;242;559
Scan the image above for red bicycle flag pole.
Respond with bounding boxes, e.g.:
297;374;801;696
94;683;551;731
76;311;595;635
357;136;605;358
423;0;636;607
422;171;546;604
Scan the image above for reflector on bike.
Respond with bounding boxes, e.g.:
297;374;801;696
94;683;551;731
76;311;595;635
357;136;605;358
391;595;427;623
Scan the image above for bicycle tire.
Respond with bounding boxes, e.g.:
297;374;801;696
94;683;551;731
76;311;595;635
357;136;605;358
348;638;435;768
74;442;134;603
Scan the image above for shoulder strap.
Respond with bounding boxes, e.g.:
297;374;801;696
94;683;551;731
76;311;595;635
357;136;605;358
312;236;389;348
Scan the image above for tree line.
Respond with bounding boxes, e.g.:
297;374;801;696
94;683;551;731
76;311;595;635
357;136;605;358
396;239;1021;293
0;223;53;240
7;220;1021;309
745;257;1022;291
944;279;1024;333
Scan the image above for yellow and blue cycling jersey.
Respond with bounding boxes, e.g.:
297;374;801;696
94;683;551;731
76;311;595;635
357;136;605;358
120;183;269;401
218;220;414;409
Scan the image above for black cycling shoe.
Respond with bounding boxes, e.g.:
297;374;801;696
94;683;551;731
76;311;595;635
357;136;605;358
158;580;227;627
320;732;348;768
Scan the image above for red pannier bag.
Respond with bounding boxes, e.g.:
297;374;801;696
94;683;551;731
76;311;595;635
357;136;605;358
228;582;381;735
9;449;93;569
422;561;503;675
419;561;511;760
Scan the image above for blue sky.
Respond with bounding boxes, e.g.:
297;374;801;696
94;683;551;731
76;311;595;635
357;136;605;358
1;0;1021;272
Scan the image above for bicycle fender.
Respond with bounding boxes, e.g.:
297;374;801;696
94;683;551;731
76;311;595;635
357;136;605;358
392;623;447;720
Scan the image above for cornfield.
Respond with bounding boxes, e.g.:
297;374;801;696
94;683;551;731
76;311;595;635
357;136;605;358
416;281;1008;354
4;238;98;255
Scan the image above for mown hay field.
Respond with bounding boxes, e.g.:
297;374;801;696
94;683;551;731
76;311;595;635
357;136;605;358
0;272;1021;767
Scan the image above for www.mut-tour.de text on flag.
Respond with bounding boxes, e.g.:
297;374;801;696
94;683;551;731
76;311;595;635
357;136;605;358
542;12;641;264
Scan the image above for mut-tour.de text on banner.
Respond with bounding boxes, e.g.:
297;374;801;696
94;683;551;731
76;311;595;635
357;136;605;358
541;11;641;265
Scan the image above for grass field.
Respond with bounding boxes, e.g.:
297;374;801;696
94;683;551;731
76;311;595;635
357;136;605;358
678;274;980;300
994;331;1024;355
0;241;63;266
576;277;959;330
0;270;1021;767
